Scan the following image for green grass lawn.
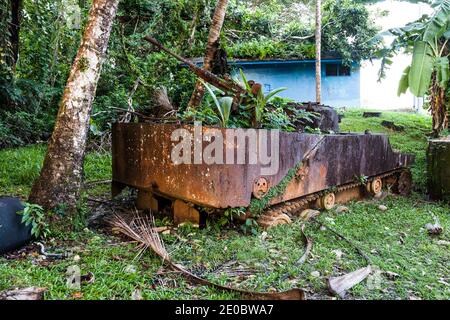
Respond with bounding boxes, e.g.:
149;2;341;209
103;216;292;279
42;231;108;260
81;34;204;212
0;110;449;300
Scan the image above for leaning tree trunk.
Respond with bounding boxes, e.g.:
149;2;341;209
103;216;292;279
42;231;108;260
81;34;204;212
315;0;321;104
28;0;119;211
430;72;447;138
188;0;228;109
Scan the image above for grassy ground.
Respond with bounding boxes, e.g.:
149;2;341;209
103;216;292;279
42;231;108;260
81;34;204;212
0;109;448;300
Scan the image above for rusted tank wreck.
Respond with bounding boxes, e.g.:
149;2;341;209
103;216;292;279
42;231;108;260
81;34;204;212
111;37;414;227
112;123;414;227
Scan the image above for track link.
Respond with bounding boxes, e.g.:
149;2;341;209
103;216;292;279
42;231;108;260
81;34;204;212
257;168;409;228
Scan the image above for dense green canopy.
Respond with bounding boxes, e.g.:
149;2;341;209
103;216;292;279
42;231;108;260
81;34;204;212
0;0;380;147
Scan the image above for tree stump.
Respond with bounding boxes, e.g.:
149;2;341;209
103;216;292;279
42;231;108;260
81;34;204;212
427;138;450;201
381;120;405;132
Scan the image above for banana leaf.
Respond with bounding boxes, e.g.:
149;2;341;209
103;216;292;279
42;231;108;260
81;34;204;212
408;41;434;96
435;56;449;88
398;65;410;96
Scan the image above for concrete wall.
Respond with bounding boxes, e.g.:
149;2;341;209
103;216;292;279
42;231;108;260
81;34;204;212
360;0;431;110
232;60;360;107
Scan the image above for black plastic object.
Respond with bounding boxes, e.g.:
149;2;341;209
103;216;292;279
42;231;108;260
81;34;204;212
0;197;32;254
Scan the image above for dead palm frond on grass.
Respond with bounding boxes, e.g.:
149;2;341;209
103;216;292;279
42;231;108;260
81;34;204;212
110;211;306;300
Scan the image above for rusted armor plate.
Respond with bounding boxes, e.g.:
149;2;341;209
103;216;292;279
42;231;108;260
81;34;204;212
112;123;414;208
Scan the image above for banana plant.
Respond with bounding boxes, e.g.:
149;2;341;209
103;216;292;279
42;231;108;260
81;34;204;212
239;69;287;128
202;81;233;128
378;0;450;137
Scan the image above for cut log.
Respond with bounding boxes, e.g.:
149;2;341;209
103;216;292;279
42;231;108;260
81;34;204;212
427;138;450;201
363;112;382;118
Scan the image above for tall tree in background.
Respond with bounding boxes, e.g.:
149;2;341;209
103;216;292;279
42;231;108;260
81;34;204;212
188;0;229;109
0;1;12;79
29;0;119;212
315;0;321;104
10;0;22;67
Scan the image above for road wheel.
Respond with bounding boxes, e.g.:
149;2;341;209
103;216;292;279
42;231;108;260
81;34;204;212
319;192;335;210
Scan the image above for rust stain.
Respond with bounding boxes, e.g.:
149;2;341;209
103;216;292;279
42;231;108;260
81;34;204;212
112;123;415;209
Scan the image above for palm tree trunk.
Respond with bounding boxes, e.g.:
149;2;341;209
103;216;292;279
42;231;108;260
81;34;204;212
430;72;447;137
28;0;119;212
315;0;321;104
188;0;229;109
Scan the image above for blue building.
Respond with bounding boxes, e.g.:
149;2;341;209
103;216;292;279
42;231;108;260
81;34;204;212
229;59;360;108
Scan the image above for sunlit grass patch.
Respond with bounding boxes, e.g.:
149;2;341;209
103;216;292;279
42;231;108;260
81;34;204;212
1;110;448;300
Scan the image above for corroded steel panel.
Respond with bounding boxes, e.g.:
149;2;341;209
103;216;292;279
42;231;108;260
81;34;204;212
112;123;414;208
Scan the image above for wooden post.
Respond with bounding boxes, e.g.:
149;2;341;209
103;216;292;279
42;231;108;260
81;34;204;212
427;138;450;201
315;0;321;104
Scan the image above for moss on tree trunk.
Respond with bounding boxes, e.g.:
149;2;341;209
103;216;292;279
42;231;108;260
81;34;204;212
28;0;119;214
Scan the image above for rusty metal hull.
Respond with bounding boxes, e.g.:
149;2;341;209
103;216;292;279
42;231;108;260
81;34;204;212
112;123;414;208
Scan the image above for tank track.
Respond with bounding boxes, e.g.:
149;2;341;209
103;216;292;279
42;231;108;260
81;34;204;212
257;168;410;228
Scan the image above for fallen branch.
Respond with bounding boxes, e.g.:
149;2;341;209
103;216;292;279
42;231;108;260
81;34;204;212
295;224;313;265
110;213;307;300
312;219;372;298
35;242;68;260
87;197;112;205
312;219;371;264
279;224;312;282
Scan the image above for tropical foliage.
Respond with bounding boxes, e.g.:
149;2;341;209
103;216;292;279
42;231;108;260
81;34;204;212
203;82;233;127
18;202;50;238
378;0;449;136
238;69;287;127
0;0;381;148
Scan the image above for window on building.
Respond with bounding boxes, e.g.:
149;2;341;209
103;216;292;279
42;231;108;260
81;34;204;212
326;63;351;77
340;65;351;76
325;64;338;76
